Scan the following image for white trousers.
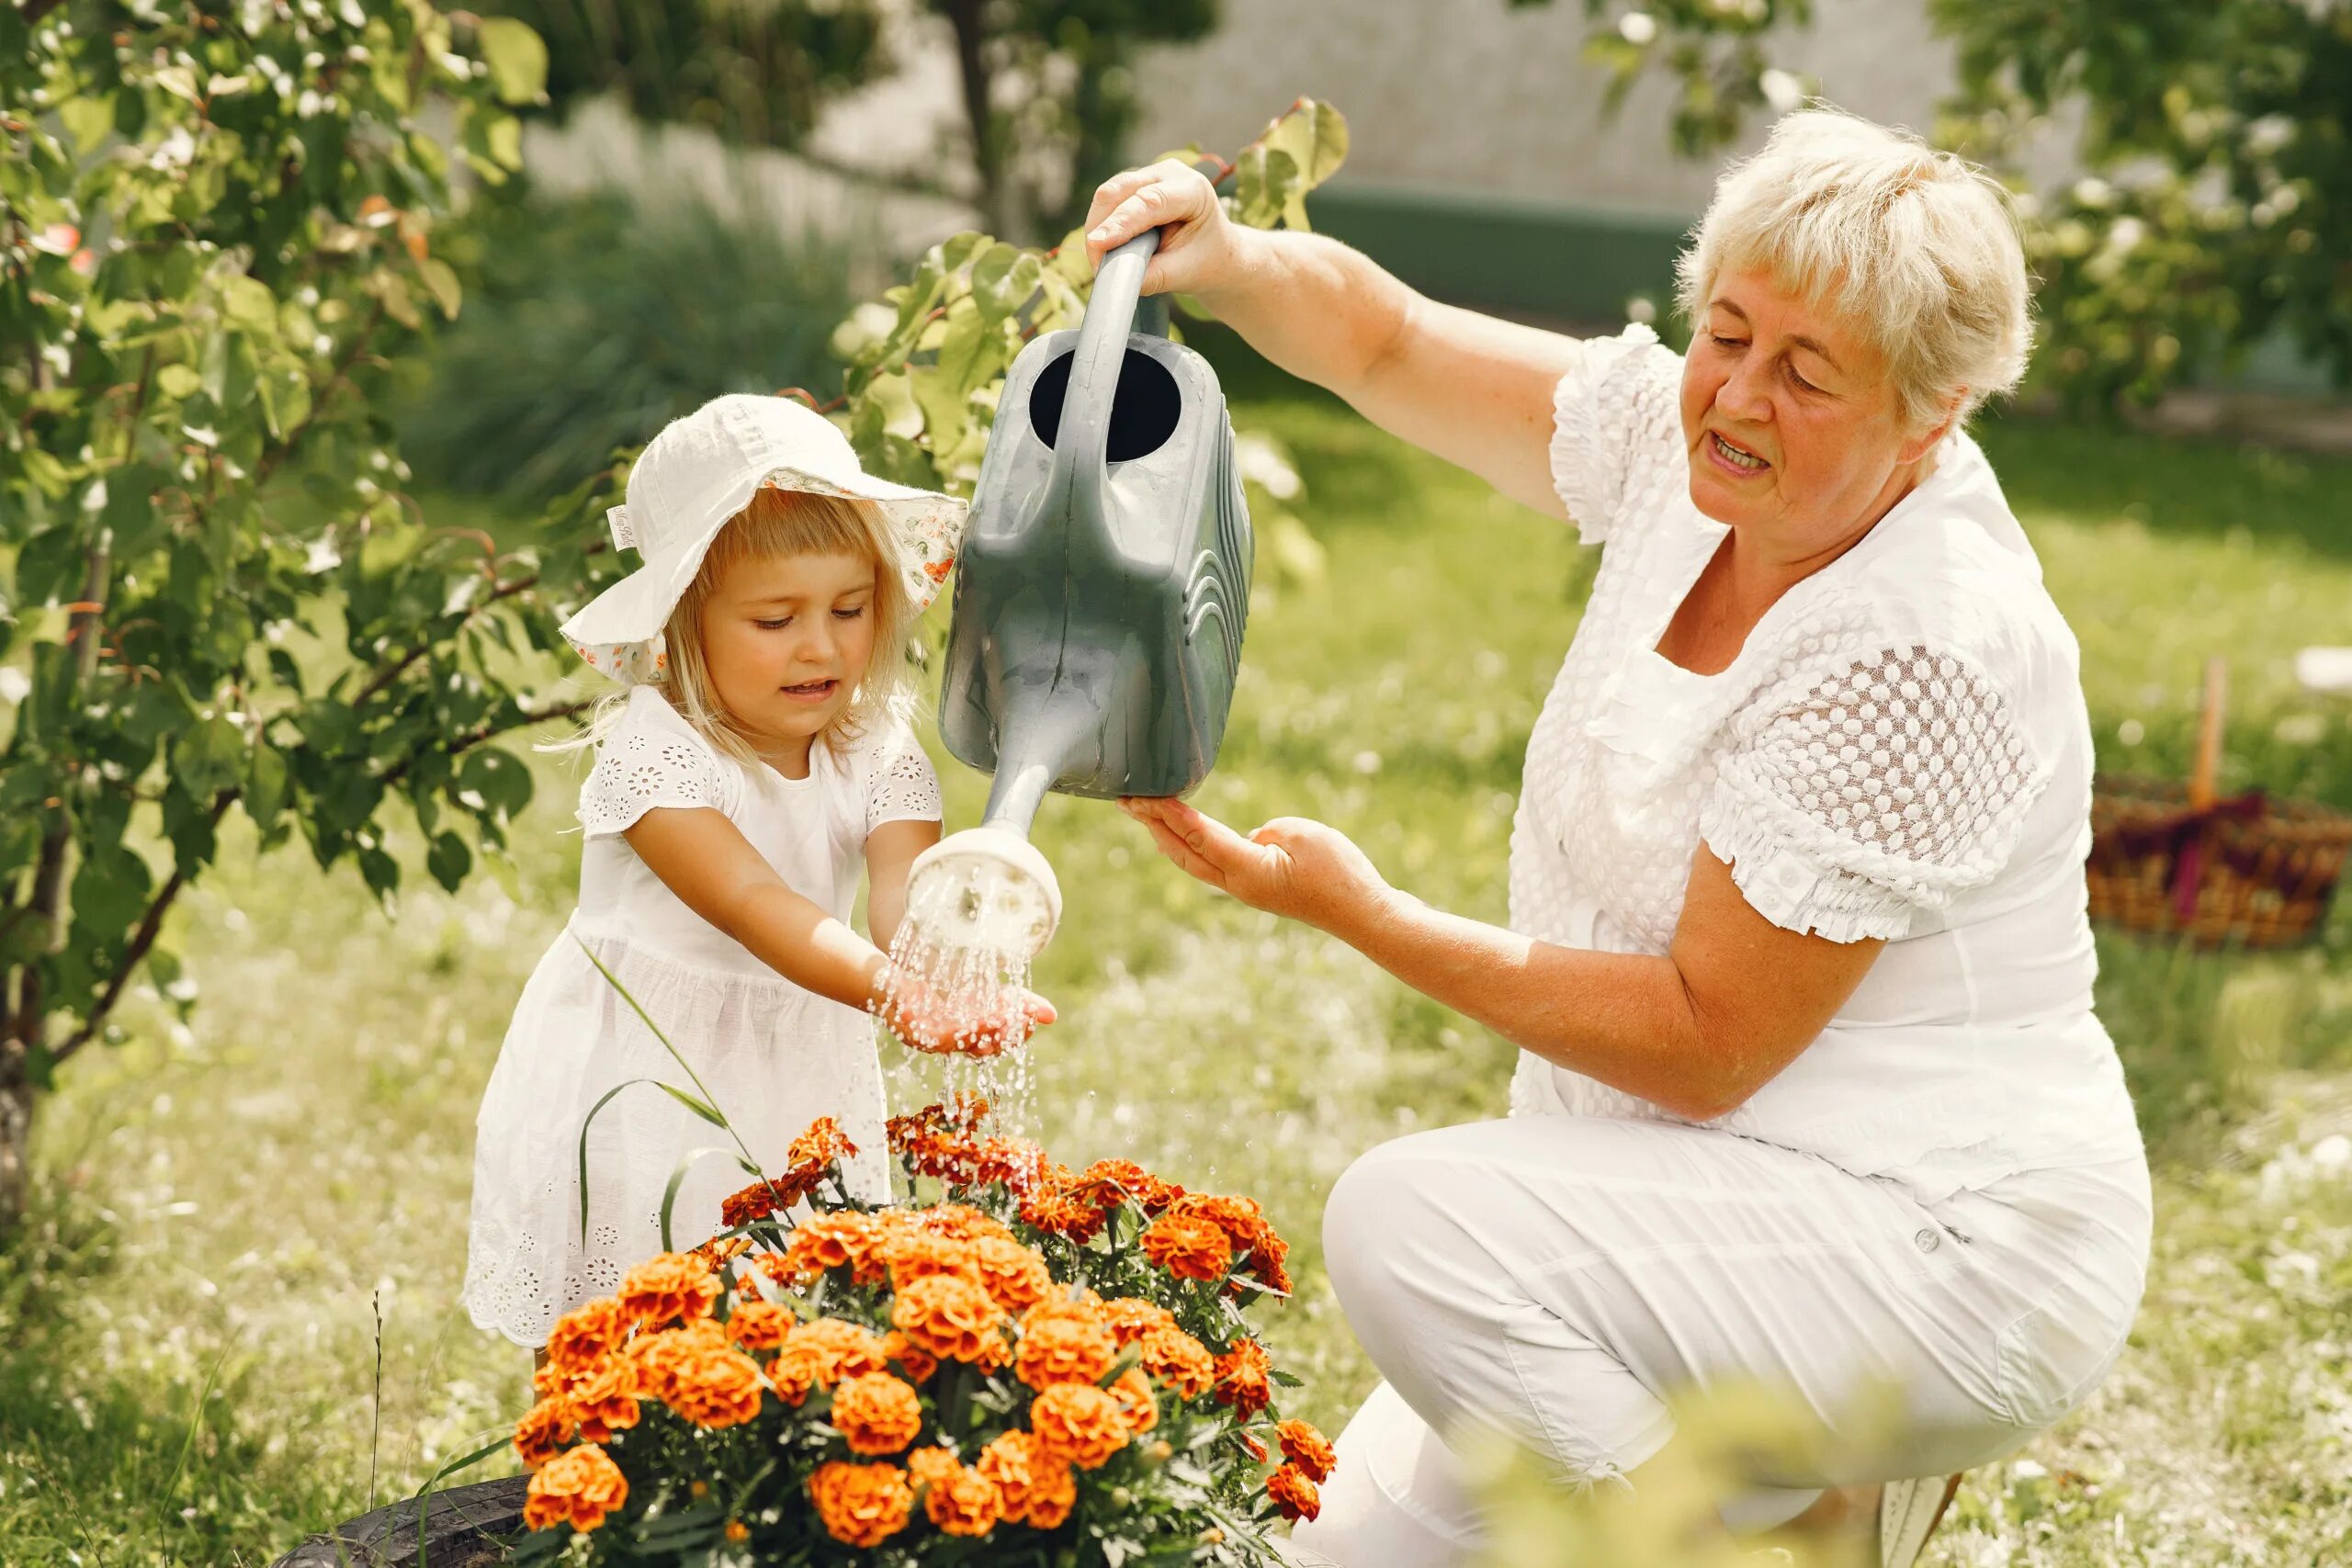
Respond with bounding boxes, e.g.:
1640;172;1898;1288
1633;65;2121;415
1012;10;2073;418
1292;1116;2152;1566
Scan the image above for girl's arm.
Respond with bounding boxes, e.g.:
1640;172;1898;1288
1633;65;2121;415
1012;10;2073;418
863;817;942;955
626;806;888;1011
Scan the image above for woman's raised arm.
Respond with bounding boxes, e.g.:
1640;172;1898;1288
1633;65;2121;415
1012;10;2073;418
1083;162;1589;519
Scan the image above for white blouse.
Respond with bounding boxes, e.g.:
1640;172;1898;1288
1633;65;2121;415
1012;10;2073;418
1506;324;2145;1206
462;686;942;1347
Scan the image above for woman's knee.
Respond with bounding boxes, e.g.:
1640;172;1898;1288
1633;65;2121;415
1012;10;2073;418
1322;1137;1442;1302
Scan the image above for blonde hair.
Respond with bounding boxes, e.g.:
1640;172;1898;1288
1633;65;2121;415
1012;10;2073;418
1674;106;2033;436
558;485;921;769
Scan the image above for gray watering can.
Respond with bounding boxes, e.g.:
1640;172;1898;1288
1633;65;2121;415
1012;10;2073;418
904;227;1254;957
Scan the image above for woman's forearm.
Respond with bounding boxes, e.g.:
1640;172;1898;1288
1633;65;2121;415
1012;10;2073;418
1193;229;1420;403
1340;888;1730;1121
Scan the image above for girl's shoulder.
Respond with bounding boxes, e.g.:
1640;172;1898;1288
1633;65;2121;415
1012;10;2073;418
821;711;944;836
579;687;746;839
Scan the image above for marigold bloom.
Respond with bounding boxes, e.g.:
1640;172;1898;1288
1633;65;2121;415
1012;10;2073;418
831;1371;924;1455
1023;1450;1079;1529
1277;1418;1338;1483
881;1329;939;1383
767;1318;890;1406
513;1394;575;1469
725;1298;795;1352
629;1317;729;1404
1175;1193;1272;1256
920;1201;1019;1246
617;1251;718;1327
522;1442;628;1533
543;1297;632;1371
808;1461;915;1548
1100;1297;1178;1347
891;1273;1005;1363
775;1212;891;1285
719;1174;808;1228
1267;1461;1321;1522
884;1230;987;1293
1029;1382;1132;1470
1213;1337;1273;1421
1014;1301;1118;1390
662;1339;765;1429
1244;1229;1295;1295
786;1115;859;1171
972;1235;1054;1311
1109;1367;1159;1434
1139;1211;1230;1282
568;1355;643;1442
915;1452;1002;1536
976;1429;1039;1522
723;1518;750;1545
906;1446;959;1489
1138;1325;1216;1398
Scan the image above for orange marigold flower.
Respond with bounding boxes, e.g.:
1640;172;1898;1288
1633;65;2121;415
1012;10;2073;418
1109;1367;1159;1434
786;1115;859;1170
1278;1418;1337;1482
775;1212;891;1286
1138;1325;1216;1398
720;1173;811;1228
568;1356;643;1443
972;1325;1015;1374
808;1461;914;1549
1213;1337;1273;1421
881;1329;939;1383
906;1445;959;1490
884;1230;986;1293
976;1429;1039;1522
1023;1450;1078;1529
628;1317;729;1404
1014;1301;1118;1390
1139;1212;1231;1282
972;1235;1054;1311
767;1318;889;1406
891;1273;1005;1364
1100;1297;1178;1347
916;1452;1002;1537
1029;1382;1132;1470
513;1394;575;1470
617;1251;718;1328
1267;1461;1321;1522
1243;1230;1295;1295
723;1518;750;1545
522;1442;628;1533
831;1371;924;1455
662;1339;765;1429
726;1298;796;1352
1240;1431;1268;1462
920;1201;1019;1246
543;1297;632;1371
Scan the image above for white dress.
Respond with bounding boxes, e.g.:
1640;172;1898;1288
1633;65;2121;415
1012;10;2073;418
1507;323;2145;1203
462;685;942;1348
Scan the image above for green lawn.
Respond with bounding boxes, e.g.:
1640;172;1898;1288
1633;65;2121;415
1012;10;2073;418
5;365;2352;1564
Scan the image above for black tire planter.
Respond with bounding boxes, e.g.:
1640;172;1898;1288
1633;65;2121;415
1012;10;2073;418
270;1476;527;1567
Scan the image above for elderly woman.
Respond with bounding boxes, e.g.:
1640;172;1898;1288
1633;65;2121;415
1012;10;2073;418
1090;109;2149;1566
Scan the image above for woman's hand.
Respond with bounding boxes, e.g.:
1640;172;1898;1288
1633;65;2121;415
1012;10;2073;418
873;964;1055;1060
1118;796;1396;938
1082;159;1245;300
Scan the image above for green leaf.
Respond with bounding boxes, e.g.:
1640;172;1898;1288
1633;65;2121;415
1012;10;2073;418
155;363;203;400
1228;147;1298;231
222;276;277;334
474;17;549;107
60;93;114;154
425;830;471;893
418;257;462;320
970;243;1044;324
245;742;289;833
172;716;247;798
1258;99;1351;221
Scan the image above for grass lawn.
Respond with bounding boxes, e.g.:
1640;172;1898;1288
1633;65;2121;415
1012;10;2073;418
5;357;2352;1565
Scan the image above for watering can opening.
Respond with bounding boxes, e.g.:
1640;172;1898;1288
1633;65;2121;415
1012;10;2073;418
1027;348;1185;464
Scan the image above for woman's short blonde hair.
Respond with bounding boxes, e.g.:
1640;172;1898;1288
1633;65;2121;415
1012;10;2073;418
558;485;921;771
1674;106;2033;436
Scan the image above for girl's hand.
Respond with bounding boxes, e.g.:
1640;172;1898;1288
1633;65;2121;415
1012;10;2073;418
874;966;1056;1059
1118;796;1396;940
1082;159;1243;300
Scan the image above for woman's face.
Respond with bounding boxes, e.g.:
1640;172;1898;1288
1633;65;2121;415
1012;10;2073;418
1679;266;1948;556
697;548;878;762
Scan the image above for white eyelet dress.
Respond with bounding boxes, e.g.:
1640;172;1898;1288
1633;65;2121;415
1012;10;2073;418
461;686;941;1348
1291;327;2155;1565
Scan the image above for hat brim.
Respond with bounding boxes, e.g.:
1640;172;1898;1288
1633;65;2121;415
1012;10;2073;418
559;465;967;679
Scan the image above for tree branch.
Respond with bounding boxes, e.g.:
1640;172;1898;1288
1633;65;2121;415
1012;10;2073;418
52;792;235;1066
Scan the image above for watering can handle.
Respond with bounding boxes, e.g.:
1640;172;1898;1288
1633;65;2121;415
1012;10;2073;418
1053;228;1164;495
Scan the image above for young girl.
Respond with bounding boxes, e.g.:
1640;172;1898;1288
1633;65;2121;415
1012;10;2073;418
461;393;1046;1353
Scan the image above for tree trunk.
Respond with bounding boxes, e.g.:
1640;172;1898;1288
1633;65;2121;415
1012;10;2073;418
936;0;1012;236
0;1067;32;1236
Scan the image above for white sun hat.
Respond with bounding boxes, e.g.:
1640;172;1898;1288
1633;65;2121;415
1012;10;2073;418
560;393;967;684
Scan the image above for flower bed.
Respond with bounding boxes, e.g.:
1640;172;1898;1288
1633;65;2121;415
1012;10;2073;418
505;1102;1333;1564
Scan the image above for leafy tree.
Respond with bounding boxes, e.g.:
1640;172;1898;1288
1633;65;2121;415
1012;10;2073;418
1526;0;2346;406
484;0;1222;241
0;0;604;1228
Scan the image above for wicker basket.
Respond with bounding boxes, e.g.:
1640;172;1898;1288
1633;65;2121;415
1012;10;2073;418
2086;660;2352;949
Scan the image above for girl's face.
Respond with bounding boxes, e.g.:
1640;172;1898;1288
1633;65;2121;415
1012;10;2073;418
1678;266;1947;557
696;547;878;767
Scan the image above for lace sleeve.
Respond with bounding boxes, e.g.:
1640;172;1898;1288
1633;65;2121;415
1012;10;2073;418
1548;322;1684;547
863;728;943;835
578;697;736;840
1700;644;2049;942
